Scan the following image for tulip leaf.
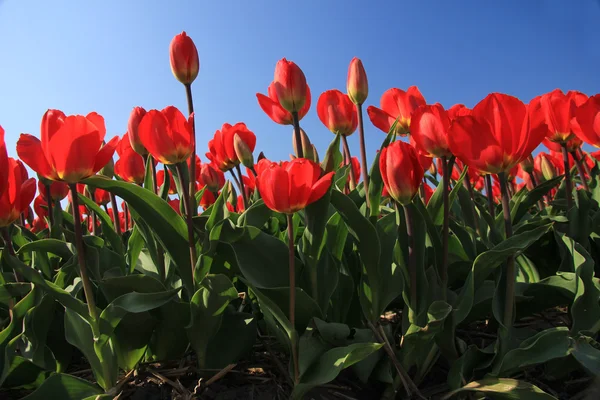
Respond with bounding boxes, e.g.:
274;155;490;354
512;175;563;224
21;373;102;400
82;176;192;296
76;193;125;258
442;378;557;399
427;166;467;226
237;199;271;228
368;128;396;219
17;239;73;260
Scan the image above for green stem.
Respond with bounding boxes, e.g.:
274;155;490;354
341;135;357;191
441;156;450;300
485;174;495;217
561;144;573;210
235;164;248;210
44;184;54;228
286;214;299;384
356;104;370;209
185;83;197;210
498;172;515;329
292;112;303;159
69;184;98;322
571;150;590;192
176;163;197;287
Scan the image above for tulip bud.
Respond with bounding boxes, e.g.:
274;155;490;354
169;31;199;85
273;58;308;113
292;128;316;161
310;144;320;164
540;154;557;181
520;155;534;173
233;134;254;169
226;181;237;206
201;163;224;192
128;107;148;156
321;135;342;174
347;57;368;105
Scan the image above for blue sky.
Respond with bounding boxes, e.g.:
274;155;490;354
1;0;600;169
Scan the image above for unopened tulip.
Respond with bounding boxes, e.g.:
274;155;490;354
520;155;534;173
17;110;118;183
367;87;426;136
0;158;36;227
539;153;558;181
317;90;358;136
206;123;256;172
234;133;254;169
379;141;424;205
292;128;318;162
169;31;199;85
115;133;146;184
273;58;308;114
38;180;69;201
347;57;368;105
128;107;148;156
200;162;225;192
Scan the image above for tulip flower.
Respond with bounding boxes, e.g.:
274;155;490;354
34;194;48;219
410;104;453;158
198;188;217;210
17;110;118;183
273;58;308;114
0;158;36;228
538;89;587;143
574;94;600;148
31;217;48;233
379;141;424;206
206;123;256;172
339;157;361;188
448;104;471;120
169;31;199;85
0;126;8;198
168;199;182;215
137;106;194;165
257;83;311;125
317;90;358;136
115;133;146;184
367;87;426;136
347;57;368;106
234;133;255;169
127;107;148;156
38;180;69;201
156;169;177;194
199;162;225;193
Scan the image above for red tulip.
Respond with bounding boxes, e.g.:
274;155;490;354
379;141;424;205
535;151;562;180
273;58;308;113
574;94;600;147
94;188;111;206
437;157;460;180
0;158;36;227
38;180;69;201
17;110;118;183
410;103;452;158
169;31;199;85
0;126;8;198
538;89;587;143
339;157;361;187
31;217;48;233
156;169;177;194
115;133;146;184
199;162;225;192
127;107;148;156
448;93;547;174
198;188;216;209
206;123;256;172
168;198;182;215
317;90;358;136
138;106;194;165
347;57;368;105
447;104;471;120
367;87;426;136
34;195;48;218
423;183;434;205
257;83;311;125
242;173;256;198
187;154;202;182
256;158;334;214
543;136;582;153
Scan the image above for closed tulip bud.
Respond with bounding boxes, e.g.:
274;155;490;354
347;57;368;105
200;163;225;192
226;181;237;205
273;58;308;113
169;31;199;85
292;128;315;160
128;107;148;156
317;90;358;136
520;155;534;173
379;141;424;206
233;133;254;169
540;154;557;181
310;144;319;164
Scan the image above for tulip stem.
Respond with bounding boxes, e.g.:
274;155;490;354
44;184;54;228
291;112;304;159
123;203;129;231
69;184;98;322
578;148;592;178
286;214;299;385
485;174;495;217
229;170;243;199
399;203;418;321
2;226;21;282
235;164;249;210
463;173;481;236
19;214;26;227
441;156;450;300
498;173;515;330
149;158;166;281
185;83;197;210
356;104;370;208
528;172;546;211
176;163;198;287
571;150;590;192
561;144;574;210
109;193;122;236
341;135;357;191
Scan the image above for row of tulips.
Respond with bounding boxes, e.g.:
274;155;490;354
1;30;600;400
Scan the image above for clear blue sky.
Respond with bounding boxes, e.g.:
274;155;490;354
1;0;600;169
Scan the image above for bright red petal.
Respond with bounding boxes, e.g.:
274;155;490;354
16;134;56;180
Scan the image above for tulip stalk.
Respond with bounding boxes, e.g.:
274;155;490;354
44;184;54;227
498;173;515;330
561;144;574;210
527;172;546;211
462;172;481;236
341;136;357;191
286;214;299;384
235;164;249;210
578;148;592;178
109;193;122;236
571;150;590;192
441;156;450;300
176;163;198;286
291;112;304;159
184;83;197;208
149;158;166;281
485;174;495;217
69;184;99;322
399;203;418;321
356;104;370;208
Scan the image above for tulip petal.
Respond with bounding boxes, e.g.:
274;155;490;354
86;112;107;140
257;93;292;125
367;106;395;134
18;178;36;214
93;136;118;174
0;126;8;197
16;134;56;180
307;171;334;206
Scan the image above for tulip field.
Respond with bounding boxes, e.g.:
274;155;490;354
2;31;600;400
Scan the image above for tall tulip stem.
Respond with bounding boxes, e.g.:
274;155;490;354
400;204;418;319
291;112;304;159
184;83;197;208
149;158;166;281
229;170;243;198
44;184;54;227
235;164;249;210
571;151;590;192
498;173;515;330
69;184;98;322
2;226;20;282
463;173;481;236
441;156;450;300
356;104;370;207
485;174;495;217
578;148;592;178
527;172;546;211
123;203;129;231
341;135;357;190
176;163;198;287
109;193;121;237
561;144;573;210
286;214;299;384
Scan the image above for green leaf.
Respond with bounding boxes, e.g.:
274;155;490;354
443;378;557;399
17;239;72;260
21;373;102;400
126;226;144;274
512;176;563;224
237;199;271;228
368;128;395;219
571;336;600;375
205;182;230;232
204;308;256;369
83;176;192;296
427;166;467;226
77;193;124;258
292;342;383;399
